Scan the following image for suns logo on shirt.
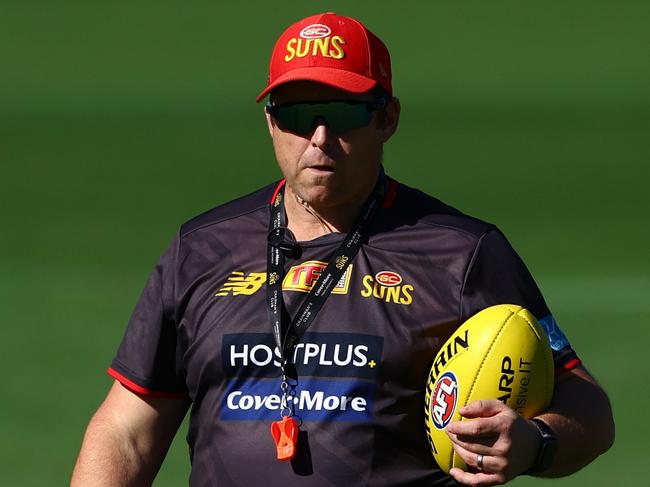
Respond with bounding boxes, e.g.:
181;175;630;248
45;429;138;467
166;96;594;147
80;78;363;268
360;271;414;305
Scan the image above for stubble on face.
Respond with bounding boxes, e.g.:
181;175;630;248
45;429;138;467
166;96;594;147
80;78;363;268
268;82;384;214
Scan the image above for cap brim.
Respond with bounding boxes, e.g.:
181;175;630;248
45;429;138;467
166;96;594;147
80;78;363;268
255;67;378;102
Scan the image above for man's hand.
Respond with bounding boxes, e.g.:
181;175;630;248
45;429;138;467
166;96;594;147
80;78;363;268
444;367;614;485
445;400;540;486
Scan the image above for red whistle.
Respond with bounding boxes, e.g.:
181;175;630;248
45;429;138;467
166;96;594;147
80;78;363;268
271;416;299;461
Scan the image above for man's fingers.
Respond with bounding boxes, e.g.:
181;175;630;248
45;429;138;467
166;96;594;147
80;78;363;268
449;441;508;487
446;416;499;437
447;428;497;454
458;399;507;419
449;467;505;487
450;440;505;473
449;441;483;470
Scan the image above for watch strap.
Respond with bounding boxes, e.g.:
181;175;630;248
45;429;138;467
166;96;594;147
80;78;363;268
524;418;558;475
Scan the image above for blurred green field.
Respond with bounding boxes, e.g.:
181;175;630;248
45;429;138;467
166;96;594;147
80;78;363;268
1;1;648;485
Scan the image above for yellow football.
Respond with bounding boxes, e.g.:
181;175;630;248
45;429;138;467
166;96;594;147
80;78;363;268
424;304;554;474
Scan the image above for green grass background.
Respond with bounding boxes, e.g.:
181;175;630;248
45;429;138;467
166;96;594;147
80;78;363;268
1;1;648;485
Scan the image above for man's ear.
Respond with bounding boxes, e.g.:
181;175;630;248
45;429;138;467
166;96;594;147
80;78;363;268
377;97;401;143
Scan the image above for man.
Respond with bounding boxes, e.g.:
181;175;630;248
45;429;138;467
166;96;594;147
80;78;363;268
72;12;614;486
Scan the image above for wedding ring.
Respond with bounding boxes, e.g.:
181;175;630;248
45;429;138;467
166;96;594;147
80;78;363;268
477;454;484;470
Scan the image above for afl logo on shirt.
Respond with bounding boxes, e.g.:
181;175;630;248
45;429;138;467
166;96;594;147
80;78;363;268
431;372;458;429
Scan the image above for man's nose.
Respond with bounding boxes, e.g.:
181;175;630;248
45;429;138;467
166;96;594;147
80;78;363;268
310;117;331;147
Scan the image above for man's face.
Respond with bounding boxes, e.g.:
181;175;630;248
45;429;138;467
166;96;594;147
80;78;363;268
266;81;399;211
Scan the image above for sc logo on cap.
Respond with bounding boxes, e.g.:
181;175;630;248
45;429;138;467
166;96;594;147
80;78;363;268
300;24;331;39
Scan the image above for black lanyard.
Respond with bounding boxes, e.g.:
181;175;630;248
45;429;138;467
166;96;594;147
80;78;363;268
266;173;386;379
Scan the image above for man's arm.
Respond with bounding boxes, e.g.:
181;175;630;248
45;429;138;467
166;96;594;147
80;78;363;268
529;366;615;476
71;381;190;487
445;366;615;485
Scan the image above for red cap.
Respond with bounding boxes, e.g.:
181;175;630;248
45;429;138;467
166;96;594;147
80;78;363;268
256;12;392;102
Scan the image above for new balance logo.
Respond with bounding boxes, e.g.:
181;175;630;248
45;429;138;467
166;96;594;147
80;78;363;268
215;272;266;296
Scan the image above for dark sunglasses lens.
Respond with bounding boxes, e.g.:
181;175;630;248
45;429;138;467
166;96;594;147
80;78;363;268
273;105;308;134
272;102;373;135
324;104;372;133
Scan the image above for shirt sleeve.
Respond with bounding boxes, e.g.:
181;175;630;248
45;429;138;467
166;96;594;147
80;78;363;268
108;233;188;397
460;228;581;373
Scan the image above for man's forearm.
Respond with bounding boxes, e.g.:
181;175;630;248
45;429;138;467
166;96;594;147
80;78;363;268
71;382;189;487
534;366;615;477
71;412;160;486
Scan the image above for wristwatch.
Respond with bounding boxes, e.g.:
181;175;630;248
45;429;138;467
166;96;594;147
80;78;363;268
525;418;558;475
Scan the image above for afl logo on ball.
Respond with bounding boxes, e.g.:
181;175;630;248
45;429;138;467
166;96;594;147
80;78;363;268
299;24;332;39
431;371;458;429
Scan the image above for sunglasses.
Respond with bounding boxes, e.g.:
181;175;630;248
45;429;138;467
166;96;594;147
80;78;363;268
266;98;387;136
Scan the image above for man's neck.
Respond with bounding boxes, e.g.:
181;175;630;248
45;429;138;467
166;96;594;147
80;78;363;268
283;185;370;242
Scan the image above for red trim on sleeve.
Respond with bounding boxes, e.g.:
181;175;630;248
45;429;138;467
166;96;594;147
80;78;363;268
556;358;582;376
270;179;286;204
107;367;188;399
383;178;398;208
